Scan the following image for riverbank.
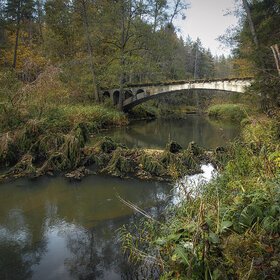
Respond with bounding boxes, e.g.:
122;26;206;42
0;122;215;183
0;106;240;184
120;114;280;279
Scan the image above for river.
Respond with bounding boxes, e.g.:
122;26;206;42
0;115;239;280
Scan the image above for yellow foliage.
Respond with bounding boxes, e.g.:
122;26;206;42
233;58;254;78
0;31;47;78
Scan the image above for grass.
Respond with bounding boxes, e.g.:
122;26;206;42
119;115;280;279
0;69;128;171
57;104;128;128
208;103;249;122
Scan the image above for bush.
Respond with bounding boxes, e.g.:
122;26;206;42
120;117;280;280
208;104;248;122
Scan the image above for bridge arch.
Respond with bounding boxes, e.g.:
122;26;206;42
103;78;252;110
113;91;120;105
102;91;110;101
123;88;244;111
124;90;133;99
136;89;145;96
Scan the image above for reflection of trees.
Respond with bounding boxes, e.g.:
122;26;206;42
65;229;103;280
105;116;239;150
0;170;172;280
64;201;169;280
0;239;47;280
0;209;47;280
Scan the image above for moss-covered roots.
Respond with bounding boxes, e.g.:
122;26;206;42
0;120;211;182
83;138;209;181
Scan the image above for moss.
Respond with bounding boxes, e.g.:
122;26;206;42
101;147;133;177
186;141;205;157
96;136;127;153
6;154;36;178
38;133;82;172
0;132;18;167
140;153;166;176
73;122;89;146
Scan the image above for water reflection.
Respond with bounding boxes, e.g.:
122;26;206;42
101;115;239;150
0;116;237;279
173;164;216;204
0;175;171;280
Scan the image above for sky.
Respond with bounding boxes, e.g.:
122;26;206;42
175;0;240;56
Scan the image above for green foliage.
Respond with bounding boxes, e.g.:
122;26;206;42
120;117;280;279
208;104;248;122
232;0;280;106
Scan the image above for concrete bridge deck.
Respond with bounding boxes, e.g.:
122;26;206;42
101;77;253;110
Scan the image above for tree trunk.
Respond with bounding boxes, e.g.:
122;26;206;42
81;0;100;102
271;44;280;76
36;0;44;42
194;44;199;79
242;0;259;48
12;17;20;70
118;4;126;111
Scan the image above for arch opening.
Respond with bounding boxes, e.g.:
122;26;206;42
102;91;110;102
113;91;120;105
136;89;145;95
124;90;133;100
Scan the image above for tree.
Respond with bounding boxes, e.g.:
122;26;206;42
148;0;167;32
234;0;280;106
241;0;259;48
168;0;188;25
5;0;36;69
80;0;99;101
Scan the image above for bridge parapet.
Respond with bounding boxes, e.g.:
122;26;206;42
101;78;253;109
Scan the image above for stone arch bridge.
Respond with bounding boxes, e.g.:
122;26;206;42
102;78;253;111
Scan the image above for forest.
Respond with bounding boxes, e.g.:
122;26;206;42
0;0;239;108
0;0;280;279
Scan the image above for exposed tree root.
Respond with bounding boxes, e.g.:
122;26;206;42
0;128;216;183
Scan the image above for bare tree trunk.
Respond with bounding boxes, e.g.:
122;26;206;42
194;44;199;79
36;0;44;42
271;44;280;76
12;0;21;71
12;20;20;70
242;0;259;48
118;6;125;111
81;0;100;102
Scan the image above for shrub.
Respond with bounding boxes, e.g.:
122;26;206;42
208;104;248;122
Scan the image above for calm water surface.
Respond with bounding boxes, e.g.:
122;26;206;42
102;115;239;150
0;115;239;280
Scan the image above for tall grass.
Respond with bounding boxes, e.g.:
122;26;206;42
208;103;249;122
120;116;280;279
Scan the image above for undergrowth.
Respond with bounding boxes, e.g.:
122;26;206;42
208;104;250;122
119;116;280;279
